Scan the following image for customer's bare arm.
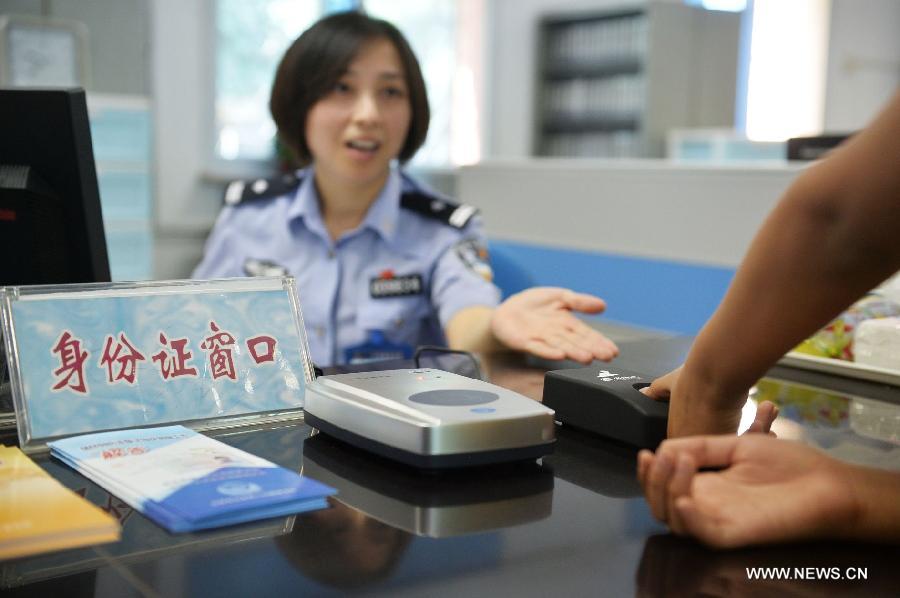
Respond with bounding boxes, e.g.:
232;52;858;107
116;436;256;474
649;91;900;437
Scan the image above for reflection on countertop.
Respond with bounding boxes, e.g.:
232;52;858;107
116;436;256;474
637;533;900;598
301;432;553;538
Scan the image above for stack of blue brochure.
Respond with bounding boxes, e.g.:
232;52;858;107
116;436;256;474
48;425;336;533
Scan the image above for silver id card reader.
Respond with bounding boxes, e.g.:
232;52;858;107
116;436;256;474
304;369;556;469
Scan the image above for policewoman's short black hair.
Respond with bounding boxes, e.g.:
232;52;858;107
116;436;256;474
270;11;430;166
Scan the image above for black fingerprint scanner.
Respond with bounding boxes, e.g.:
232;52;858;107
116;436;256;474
542;365;668;449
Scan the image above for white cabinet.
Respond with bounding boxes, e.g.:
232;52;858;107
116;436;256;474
535;3;741;158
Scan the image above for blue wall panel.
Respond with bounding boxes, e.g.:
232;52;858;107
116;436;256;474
489;240;736;335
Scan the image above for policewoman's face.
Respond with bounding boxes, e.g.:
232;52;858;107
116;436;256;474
305;37;412;191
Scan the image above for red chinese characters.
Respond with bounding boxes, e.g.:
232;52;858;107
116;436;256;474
101;446;147;459
99;333;146;385
151;333;199;380
200;321;237;381
50;325;281;391
51;331;90;394
246;335;277;364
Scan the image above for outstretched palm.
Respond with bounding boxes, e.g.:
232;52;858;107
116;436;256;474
490;287;618;364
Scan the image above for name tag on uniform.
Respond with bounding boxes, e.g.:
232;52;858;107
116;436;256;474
369;273;423;299
244;258;289;277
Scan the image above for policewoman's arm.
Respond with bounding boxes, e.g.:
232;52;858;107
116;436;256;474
445;289;619;364
643;90;900;437
432;219;619;364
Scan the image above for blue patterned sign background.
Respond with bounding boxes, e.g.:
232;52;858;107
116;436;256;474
9;287;308;439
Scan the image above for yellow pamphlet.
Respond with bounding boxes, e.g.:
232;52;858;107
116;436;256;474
0;446;119;560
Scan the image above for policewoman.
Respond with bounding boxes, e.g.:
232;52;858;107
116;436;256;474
194;11;618;367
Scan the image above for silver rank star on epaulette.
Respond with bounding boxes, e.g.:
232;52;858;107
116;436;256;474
223;172;303;206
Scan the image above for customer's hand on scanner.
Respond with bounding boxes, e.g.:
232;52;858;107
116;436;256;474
642;365;778;437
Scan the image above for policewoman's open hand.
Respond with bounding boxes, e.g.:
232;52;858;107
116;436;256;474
490;287;619;364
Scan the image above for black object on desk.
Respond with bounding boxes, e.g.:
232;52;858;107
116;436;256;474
0;88;111;286
786;133;851;161
542;365;668;448
542;425;642;497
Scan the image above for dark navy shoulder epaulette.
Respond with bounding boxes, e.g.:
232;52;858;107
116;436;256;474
223;172;303;206
400;190;479;230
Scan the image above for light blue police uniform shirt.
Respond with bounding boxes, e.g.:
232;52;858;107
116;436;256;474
193;167;501;366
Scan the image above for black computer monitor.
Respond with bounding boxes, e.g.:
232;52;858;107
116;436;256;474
0;87;111;286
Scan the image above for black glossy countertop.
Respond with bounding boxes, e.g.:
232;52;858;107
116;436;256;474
2;336;899;597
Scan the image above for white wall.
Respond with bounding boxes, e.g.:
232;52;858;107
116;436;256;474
150;0;224;279
460;159;801;267
823;0;900;131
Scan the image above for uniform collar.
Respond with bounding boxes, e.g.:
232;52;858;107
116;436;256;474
288;167;402;249
287;167;322;231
